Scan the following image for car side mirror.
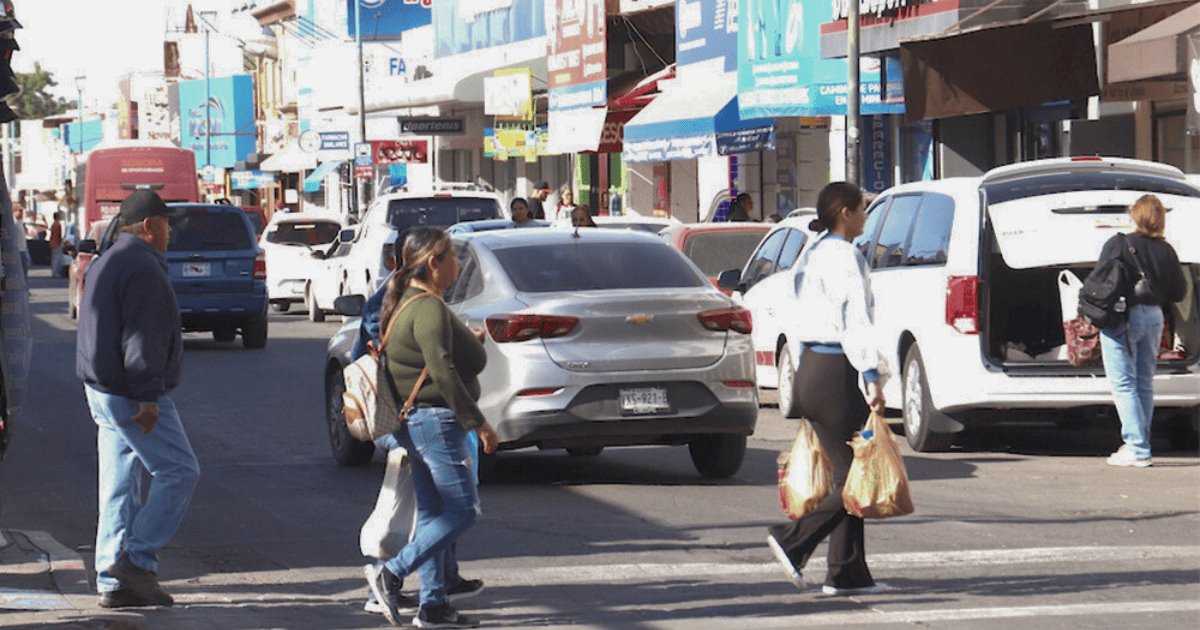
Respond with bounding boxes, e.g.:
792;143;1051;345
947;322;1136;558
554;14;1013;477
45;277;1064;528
333;294;366;317
78;239;97;255
717;269;743;292
338;228;356;244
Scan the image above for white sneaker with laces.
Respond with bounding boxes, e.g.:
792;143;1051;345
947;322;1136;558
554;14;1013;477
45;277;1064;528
766;535;805;591
1107;445;1152;468
822;582;889;596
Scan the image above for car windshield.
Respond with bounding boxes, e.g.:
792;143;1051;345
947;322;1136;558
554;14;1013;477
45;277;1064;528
265;220;341;246
168;210;254;251
387;198;500;230
493;241;705;292
684;231;769;275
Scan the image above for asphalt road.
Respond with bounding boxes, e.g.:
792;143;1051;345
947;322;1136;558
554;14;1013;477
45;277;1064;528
2;269;1198;629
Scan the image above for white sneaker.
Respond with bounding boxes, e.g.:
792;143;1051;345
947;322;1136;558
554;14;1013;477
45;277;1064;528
822;582;889;596
1107;445;1152;468
766;535;805;591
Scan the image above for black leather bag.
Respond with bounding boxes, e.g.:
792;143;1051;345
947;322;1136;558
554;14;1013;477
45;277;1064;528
1124;238;1156;303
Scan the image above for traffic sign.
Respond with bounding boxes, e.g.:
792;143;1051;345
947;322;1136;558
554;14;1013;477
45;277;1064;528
354;142;374;167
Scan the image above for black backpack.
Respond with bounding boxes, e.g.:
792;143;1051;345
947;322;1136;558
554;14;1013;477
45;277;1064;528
1078;234;1130;329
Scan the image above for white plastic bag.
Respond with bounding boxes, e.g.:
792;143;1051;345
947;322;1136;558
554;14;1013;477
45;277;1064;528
360;447;418;560
1058;270;1083;323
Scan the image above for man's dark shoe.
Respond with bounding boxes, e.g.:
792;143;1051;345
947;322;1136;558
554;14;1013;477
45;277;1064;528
106;553;174;606
98;587;159;609
446;578;484;602
365;563;409;625
413;602;479;628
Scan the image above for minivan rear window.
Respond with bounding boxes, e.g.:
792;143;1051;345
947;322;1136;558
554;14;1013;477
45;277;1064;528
493;242;705;293
266;220;341;246
387;198;500;231
169;210;254;251
983;172;1200;205
684;230;770;275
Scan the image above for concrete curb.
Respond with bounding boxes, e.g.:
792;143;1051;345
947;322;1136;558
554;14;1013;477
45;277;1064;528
20;530;91;598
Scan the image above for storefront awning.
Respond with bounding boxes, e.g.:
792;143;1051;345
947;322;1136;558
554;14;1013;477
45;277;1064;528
261;139;318;172
622;73;774;163
303;160;345;193
1108;4;1200;83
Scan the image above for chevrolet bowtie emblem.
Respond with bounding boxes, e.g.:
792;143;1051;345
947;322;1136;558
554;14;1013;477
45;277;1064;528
626;314;654;324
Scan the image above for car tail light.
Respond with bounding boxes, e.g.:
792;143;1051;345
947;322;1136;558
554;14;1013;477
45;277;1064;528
382;243;396;271
486;314;579;343
697;307;752;334
945;275;979;335
253;251;267;280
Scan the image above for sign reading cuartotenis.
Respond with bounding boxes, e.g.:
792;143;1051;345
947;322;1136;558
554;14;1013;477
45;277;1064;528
398;117;466;135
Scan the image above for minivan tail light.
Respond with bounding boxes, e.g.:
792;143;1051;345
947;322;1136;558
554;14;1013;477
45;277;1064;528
945;275;979;335
698;307;753;334
382;243;396;271
486;314;579;343
253;251;267;280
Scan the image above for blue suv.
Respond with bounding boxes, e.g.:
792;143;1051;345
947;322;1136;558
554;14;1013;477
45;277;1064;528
99;203;268;348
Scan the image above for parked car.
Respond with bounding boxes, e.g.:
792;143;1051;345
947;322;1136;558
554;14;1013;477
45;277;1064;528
718;216;818;418
660;222;771;295
306;227;359;322
65;219;112;320
857;157;1198;451
339;189;505;300
258;212;343;318
324;229;758;477
95;203;269;348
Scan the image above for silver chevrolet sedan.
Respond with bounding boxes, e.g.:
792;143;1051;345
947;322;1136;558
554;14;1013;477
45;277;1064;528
324;228;758;478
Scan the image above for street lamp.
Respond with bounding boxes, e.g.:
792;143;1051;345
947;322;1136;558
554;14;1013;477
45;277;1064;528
73;75;85;154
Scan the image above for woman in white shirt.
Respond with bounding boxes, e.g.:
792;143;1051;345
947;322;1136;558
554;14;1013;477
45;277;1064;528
766;181;888;597
553;187;577;226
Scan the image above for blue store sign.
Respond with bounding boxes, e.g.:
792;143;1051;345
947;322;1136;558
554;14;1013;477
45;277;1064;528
432;0;546;58
231;170;278;190
676;0;738;72
319;131;351;152
178;75;256;169
346;0;431;38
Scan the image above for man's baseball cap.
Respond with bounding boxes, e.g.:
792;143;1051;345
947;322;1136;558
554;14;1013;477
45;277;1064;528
119;189;170;225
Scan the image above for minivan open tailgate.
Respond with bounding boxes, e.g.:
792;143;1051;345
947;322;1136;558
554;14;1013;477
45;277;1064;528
987;191;1200;269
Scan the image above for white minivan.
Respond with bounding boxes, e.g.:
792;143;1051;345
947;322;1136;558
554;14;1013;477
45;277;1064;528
858;157;1199;451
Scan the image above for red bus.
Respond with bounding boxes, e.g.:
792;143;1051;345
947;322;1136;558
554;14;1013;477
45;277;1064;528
79;143;199;233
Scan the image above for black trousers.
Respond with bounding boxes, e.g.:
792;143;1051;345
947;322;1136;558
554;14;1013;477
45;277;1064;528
769;349;874;589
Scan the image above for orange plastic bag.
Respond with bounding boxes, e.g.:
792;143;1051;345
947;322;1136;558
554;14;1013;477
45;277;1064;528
843;413;915;519
777;420;832;519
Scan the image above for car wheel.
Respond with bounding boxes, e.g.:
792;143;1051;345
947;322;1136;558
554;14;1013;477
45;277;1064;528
902;344;955;452
566;446;603;457
777;343;804;419
212;326;237;342
271;301;290;313
242;316;268;349
326;365;374;466
307;286;325;323
688;434;746;478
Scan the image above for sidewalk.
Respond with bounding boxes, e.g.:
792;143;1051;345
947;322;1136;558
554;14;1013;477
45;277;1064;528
0;529;143;628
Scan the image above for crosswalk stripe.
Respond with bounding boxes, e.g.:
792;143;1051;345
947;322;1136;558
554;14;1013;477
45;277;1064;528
741;600;1200;627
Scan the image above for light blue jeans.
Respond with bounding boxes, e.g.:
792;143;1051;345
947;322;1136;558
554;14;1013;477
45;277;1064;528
1100;304;1164;459
85;386;200;593
383;407;481;607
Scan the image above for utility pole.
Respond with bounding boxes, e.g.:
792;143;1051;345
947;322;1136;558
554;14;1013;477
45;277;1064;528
354;0;370;217
846;0;861;185
204;15;213;177
74;76;85;154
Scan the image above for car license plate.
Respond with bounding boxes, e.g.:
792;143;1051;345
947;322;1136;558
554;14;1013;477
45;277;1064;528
182;262;211;278
619;387;670;415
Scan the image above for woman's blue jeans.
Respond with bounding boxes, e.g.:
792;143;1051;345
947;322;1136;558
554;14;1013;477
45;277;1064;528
1100;304;1164;459
383;407;480;607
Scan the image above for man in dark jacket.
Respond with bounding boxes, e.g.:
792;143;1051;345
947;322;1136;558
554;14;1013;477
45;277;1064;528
77;190;199;609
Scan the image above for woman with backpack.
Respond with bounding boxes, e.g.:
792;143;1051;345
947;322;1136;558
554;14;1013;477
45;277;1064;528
1096;194;1185;468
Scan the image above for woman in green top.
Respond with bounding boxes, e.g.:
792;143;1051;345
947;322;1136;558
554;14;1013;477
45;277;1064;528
365;227;499;629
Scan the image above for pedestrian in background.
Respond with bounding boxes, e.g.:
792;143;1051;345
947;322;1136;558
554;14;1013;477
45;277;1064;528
727;193;754;222
571;205;597;228
554;186;577;225
49;211;65;277
76;190;200;609
12;202;29;279
364;226;499;628
766;181;888;597
510;197;535;227
528;182;551;220
1097;194;1185;468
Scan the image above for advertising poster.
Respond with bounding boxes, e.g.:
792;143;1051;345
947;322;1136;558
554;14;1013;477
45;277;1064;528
484;68;534;120
371;140;430;164
676;0;738;72
433;0;547;58
346;0;432;38
548;0;606;92
177;74;256;169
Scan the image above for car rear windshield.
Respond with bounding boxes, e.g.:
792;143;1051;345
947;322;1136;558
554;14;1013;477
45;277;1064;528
600;222;667;234
493;241;705;292
684;231;769;275
168;210;254;251
387;198;500;230
265;220;341;246
984;172;1200;205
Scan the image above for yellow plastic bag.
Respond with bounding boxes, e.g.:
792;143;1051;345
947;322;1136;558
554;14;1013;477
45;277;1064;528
843;412;915;519
777;420;832;519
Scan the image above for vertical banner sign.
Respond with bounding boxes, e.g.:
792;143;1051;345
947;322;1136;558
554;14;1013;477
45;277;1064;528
859;116;892;194
1189;33;1200;136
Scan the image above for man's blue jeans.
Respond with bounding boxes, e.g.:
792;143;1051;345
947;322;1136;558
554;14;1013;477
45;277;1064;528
1100;304;1164;459
383;407;480;607
85;386;200;593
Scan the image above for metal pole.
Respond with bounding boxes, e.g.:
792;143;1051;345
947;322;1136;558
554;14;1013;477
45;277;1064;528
354;0;370;216
205;25;212;174
846;0;861;185
76;83;83;154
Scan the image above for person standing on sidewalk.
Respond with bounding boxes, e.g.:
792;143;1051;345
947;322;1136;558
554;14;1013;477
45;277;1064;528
364;226;499;628
76;190;200;609
1097;194;1185;468
766;181;888;597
